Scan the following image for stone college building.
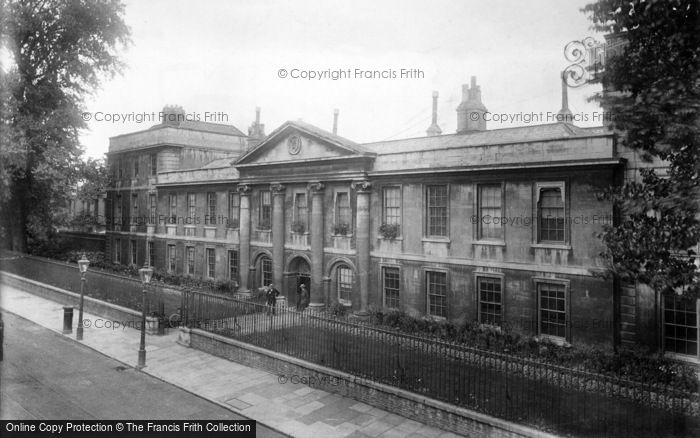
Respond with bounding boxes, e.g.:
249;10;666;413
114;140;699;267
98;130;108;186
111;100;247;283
104;75;699;360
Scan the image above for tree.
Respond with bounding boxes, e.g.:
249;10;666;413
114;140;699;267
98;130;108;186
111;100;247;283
583;0;700;298
0;0;129;252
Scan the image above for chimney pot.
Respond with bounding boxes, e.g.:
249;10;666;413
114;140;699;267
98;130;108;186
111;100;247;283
332;109;339;135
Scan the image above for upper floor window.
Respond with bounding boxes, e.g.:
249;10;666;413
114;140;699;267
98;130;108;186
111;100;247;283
478;184;503;240
149;193;156;222
187;193;196;222
334;192;351;234
537;183;565;243
426;185;448;237
147;240;154;267
293;193;307;232
118;160;123;179
382;187;401;234
228;191;240;228
150;153;157;176
207;192;217;225
114;238;121;264
167;244;176;273
259;190;271;229
663;295;698;357
115;194;122;220
132;193;138;217
168;194;177;223
133;160;139;178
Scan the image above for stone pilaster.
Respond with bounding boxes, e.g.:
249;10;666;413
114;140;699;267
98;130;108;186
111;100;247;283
352;179;372;316
237;184;252;292
308;181;325;309
270;182;286;290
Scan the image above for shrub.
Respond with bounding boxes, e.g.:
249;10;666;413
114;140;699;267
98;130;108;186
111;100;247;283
379;223;400;240
333;223;350;235
291;220;306;234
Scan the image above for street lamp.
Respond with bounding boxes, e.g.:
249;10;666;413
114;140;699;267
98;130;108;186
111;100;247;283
137;263;154;369
76;254;90;340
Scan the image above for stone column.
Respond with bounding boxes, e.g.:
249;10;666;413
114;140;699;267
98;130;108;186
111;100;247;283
352;180;372;316
270;182;286;290
237;184;252;292
308;182;325;309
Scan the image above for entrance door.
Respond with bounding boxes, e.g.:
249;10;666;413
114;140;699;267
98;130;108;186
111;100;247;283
287;257;311;307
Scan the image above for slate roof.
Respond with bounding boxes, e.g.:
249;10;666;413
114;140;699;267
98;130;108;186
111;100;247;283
361;123;609;155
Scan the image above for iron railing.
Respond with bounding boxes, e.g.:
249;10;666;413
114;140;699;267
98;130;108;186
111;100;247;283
181;290;699;437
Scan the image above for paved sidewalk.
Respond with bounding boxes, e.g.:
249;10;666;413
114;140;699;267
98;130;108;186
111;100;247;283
0;283;459;438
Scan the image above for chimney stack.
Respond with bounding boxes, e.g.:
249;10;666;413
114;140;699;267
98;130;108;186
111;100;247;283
456;76;488;133
332;109;339;135
557;71;574;124
426;91;442;136
247;107;266;151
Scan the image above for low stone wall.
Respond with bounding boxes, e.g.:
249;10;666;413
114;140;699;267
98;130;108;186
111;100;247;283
183;327;557;438
0;271;161;334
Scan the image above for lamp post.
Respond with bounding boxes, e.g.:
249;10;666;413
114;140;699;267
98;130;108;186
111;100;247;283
76;254;90;340
137;263;153;369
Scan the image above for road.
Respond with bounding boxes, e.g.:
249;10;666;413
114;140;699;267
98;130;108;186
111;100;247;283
0;311;287;438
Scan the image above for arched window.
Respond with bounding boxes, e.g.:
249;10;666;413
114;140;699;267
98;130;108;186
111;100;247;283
336;265;353;306
258;255;272;288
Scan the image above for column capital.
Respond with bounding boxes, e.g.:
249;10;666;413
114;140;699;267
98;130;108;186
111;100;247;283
270;182;286;195
307;181;325;194
237;183;252;196
351;179;372;193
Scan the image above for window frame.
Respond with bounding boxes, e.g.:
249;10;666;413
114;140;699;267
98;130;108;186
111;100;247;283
662;294;699;359
260;255;273;287
334;191;352;230
381;265;401;309
228;191;240;229
114;238;121;264
187;192;196;222
149;193;157;223
475;273;505;326
167;244;176;273
206;247;216;279
425;184;449;238
382;186;402;236
147;240;154;267
258;190;272;230
535;181;567;244
293;192;308;231
130;239;137;266
477;183;504;241
186;246;195;276
336;264;354;306
168;193;177;223
150;153;157;176
425;269;448;319
534;278;570;342
228;249;239;282
207;192;217;225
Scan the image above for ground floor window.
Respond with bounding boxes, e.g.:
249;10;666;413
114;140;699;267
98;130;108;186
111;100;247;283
167;244;176;273
228;250;239;282
538;282;567;339
147;241;154;267
382;266;400;309
426;270;447;318
663;295;698;357
260;256;272;287
114;238;121;264
478;276;503;326
337;265;353;306
206;248;215;279
130;240;137;266
186;246;195;275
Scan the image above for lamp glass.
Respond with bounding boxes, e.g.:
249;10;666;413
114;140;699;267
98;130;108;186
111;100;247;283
78;254;90;274
139;266;154;284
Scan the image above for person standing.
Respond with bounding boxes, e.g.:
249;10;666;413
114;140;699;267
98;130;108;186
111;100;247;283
299;283;309;311
266;283;280;315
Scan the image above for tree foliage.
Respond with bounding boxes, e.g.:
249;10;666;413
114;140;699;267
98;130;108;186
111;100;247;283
0;0;129;251
583;0;700;297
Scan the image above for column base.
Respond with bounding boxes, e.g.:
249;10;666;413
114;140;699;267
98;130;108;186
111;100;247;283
307;302;325;313
351;310;370;322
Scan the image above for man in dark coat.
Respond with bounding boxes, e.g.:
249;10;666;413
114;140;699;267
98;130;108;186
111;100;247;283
266;283;280;315
298;284;309;311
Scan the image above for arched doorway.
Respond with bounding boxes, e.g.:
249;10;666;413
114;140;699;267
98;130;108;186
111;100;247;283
287;256;311;307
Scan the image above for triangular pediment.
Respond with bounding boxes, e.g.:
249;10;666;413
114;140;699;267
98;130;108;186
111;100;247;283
236;121;372;166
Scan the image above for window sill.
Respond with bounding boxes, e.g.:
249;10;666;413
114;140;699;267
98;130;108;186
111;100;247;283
421;237;450;244
537;335;571;347
378;236;403;241
531;243;571;251
331;234;353;238
424;314;447;322
664;352;700;365
473;240;506;247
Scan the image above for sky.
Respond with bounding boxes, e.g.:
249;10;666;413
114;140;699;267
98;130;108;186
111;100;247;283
80;0;606;159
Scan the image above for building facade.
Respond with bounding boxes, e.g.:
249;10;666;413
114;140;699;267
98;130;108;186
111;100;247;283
104;77;699;359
